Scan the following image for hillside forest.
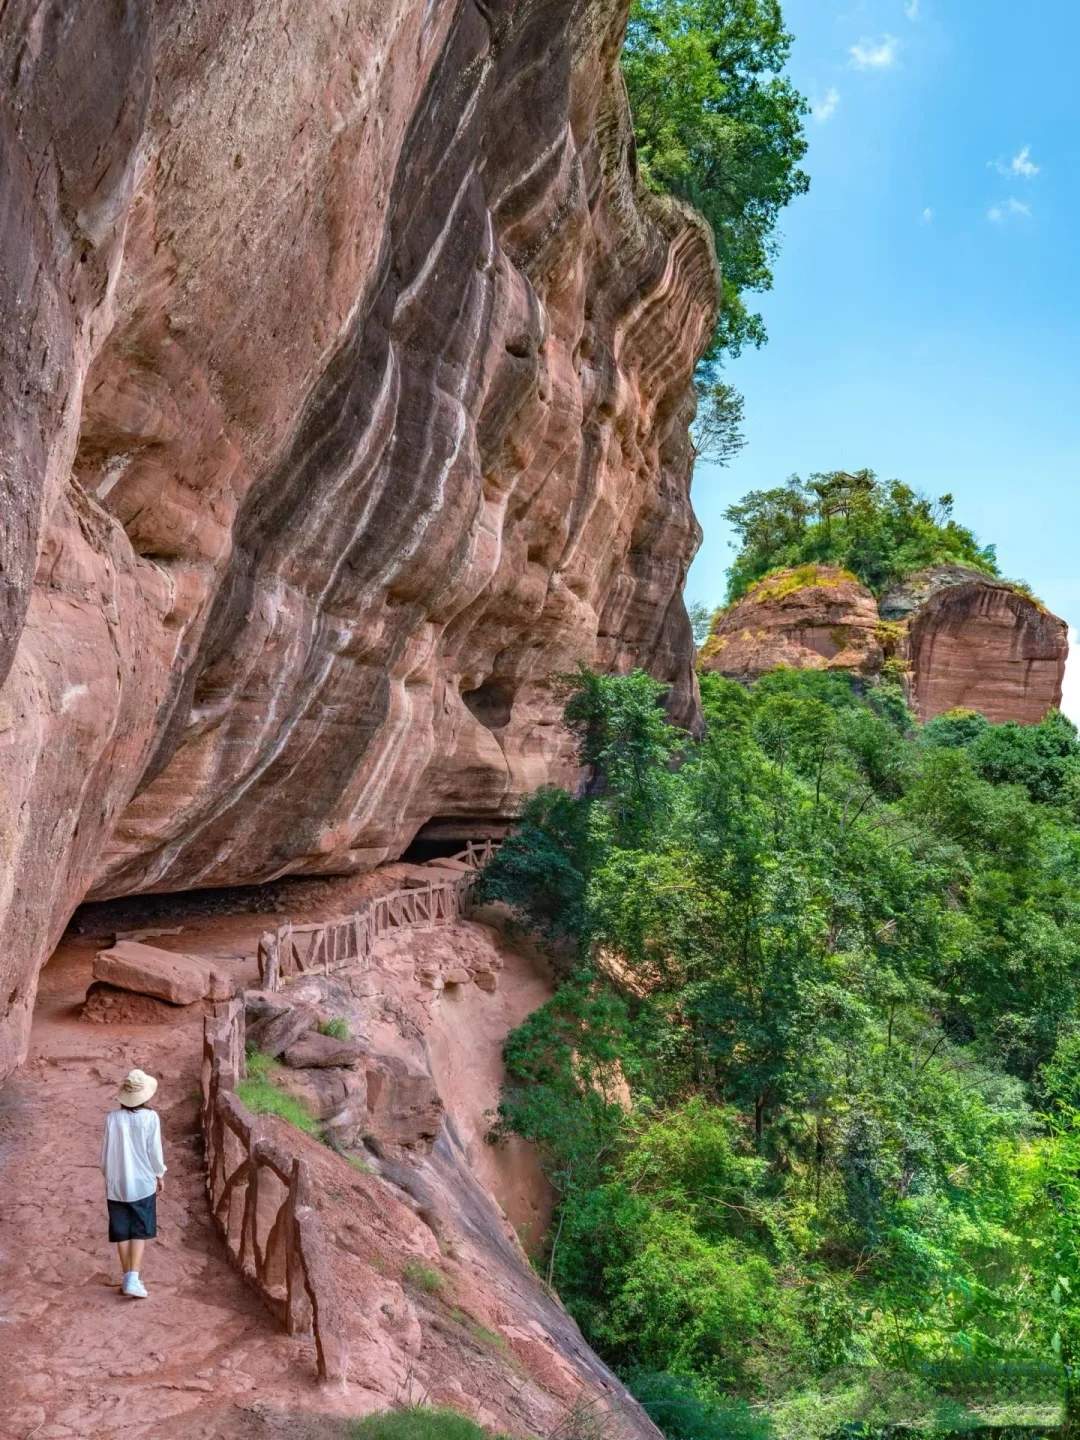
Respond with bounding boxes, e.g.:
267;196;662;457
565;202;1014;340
478;489;1080;1438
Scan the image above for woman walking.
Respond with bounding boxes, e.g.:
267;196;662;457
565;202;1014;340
100;1069;166;1298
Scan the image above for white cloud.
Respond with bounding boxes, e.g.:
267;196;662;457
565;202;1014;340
987;197;1032;223
813;87;841;123
849;34;899;69
904;0;920;19
921;206;934;223
992;145;1040;179
1010;144;1039;178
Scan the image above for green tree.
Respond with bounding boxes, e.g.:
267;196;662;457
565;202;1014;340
723;471;999;600
621;0;809;360
486;664;1080;1431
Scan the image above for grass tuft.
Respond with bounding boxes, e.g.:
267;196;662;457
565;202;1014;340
238;1048;321;1137
403;1260;445;1294
318;1016;351;1040
347;1406;518;1440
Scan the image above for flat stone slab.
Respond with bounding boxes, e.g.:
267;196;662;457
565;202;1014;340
282;1031;364;1068
92;941;233;1006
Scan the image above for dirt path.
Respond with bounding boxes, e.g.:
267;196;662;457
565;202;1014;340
0;880;621;1440
0;901;363;1440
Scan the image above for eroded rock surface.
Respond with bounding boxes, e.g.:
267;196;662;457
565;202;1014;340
881;567;1068;724
0;0;716;1079
702;563;1068;725
701;566;884;682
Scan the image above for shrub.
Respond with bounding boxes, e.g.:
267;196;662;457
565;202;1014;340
318;1016;351;1040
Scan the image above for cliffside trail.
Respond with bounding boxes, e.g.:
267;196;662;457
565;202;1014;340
0;880;651;1439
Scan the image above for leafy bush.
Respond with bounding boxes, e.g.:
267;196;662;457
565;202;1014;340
318;1016;351;1040
723;471;998;600
403;1260;445;1295
622;0;808;361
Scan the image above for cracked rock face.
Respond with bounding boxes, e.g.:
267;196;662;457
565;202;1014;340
0;0;716;1079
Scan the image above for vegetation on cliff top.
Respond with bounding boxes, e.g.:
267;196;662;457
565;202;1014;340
480;667;1080;1437
723;469;1000;602
623;0;809;362
620;0;809;464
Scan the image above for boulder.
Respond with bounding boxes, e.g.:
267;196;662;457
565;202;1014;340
246;1002;318;1059
81;981;199;1026
243;988;292;1029
701;566;883;683
363;1054;443;1152
282;1031;364;1068
92;941;233;1007
277;1067;367;1146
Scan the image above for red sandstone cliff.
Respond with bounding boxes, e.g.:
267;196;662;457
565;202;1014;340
0;1;717;1080
703;564;1068;723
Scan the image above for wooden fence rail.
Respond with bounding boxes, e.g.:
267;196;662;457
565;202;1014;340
201;999;348;1383
257;840;499;991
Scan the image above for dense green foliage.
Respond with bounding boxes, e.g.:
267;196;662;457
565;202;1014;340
724;470;1000;600
481;667;1080;1436
622;0;809;361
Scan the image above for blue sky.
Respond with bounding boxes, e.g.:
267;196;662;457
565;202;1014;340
686;0;1080;709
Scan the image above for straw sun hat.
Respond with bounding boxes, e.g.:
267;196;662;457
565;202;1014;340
118;1069;158;1107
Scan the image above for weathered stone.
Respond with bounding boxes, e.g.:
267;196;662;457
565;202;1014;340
244;989;292;1029
247;1003;318;1060
442;968;472;987
277;1066;366;1123
282;1032;364;1069
703;563;1068;727
364;1054;443;1152
0;0;716;1083
81;981;198;1027
92;941;231;1007
882;567;1068;723
702;567;883;683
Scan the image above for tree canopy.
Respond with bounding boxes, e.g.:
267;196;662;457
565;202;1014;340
723;470;1000;601
480;667;1080;1437
622;0;809;361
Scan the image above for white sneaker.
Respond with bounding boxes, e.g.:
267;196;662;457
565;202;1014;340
122;1273;148;1298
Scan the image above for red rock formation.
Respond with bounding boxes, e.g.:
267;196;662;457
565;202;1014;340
702;563;1069;727
0;1;716;1079
701;566;884;682
881;567;1068;723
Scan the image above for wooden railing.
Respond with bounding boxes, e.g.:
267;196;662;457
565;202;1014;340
201;999;348;1383
257;840;500;991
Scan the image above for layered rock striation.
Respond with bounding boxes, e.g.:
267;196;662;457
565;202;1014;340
0;0;717;1078
703;564;1068;724
881;566;1069;724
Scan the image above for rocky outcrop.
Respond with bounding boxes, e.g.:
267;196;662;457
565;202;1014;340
703;564;1068;724
701;565;884;682
0;0;716;1079
881;567;1068;724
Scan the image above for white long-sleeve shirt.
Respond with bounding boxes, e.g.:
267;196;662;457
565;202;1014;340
100;1107;167;1202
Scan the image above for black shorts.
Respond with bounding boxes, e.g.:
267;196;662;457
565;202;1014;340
107;1193;157;1241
